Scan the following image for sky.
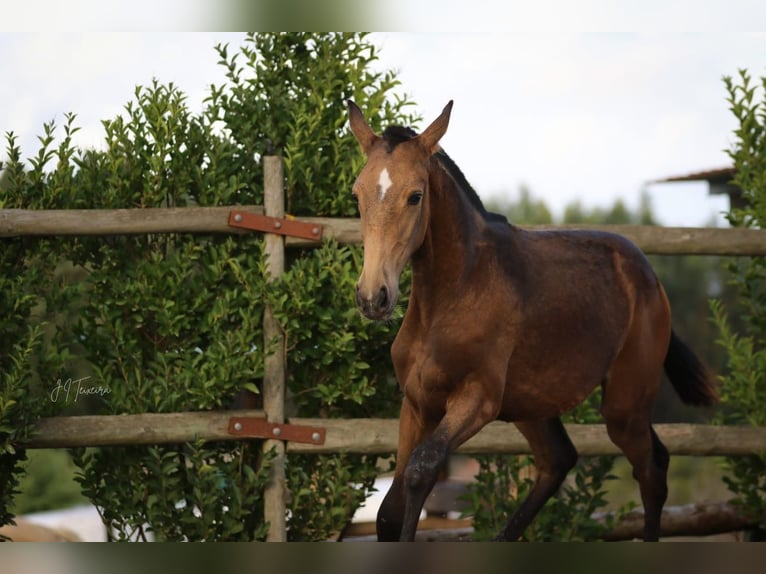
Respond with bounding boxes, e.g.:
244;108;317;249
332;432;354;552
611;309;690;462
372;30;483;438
371;32;766;226
1;30;765;226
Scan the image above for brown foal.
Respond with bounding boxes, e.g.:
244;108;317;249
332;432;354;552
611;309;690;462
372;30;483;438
348;100;717;541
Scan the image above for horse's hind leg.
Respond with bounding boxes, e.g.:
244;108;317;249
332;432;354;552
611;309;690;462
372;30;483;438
602;265;672;541
495;418;578;541
602;351;669;541
603;414;669;541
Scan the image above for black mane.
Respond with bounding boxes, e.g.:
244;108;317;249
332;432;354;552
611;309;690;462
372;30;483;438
381;126;508;224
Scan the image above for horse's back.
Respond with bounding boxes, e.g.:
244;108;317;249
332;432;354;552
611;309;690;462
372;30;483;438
502;226;660;295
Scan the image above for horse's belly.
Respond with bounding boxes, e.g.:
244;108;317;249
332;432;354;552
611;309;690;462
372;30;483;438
499;369;602;421
498;323;617;420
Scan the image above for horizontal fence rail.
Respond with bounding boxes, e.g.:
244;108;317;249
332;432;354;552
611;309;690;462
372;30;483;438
291;419;766;457
2;207;766;255
21;414;766;456
23;410;264;448
0;207;253;237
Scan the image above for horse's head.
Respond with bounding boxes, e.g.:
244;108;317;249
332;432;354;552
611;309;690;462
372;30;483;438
348;100;453;320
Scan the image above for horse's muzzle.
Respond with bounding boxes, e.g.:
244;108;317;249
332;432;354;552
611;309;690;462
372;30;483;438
355;283;394;320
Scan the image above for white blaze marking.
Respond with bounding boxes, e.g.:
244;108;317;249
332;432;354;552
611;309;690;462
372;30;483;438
378;167;392;201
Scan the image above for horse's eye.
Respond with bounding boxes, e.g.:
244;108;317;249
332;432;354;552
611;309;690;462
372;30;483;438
407;191;423;206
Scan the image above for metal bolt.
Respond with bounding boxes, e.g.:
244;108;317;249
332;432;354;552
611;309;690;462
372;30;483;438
274;220;282;229
272;426;282;437
234;213;243;223
312;227;320;236
311;432;321;443
233;422;243;432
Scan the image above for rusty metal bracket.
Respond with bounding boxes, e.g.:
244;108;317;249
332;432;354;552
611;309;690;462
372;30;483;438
228;210;323;241
228;417;326;445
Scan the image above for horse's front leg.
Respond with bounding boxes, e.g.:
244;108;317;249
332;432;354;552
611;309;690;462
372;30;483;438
377;398;433;541
398;379;501;542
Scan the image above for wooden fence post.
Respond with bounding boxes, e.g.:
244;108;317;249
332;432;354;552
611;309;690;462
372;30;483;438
263;156;287;542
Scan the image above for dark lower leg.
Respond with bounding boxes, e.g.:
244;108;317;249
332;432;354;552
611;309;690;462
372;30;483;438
638;428;669;541
497;419;578;541
399;438;449;541
497;468;571;541
376;476;406;541
608;421;669;542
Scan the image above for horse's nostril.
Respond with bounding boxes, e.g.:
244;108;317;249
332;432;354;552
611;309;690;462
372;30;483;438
378;285;389;310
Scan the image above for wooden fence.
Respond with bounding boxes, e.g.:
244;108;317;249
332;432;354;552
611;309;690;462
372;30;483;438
4;206;766;255
3;157;766;541
23;413;766;456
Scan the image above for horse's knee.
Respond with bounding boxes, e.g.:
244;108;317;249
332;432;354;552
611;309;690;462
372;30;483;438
536;435;578;484
403;439;448;492
604;415;648;455
535;448;577;491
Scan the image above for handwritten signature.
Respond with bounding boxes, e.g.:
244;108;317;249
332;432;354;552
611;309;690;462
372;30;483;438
50;377;111;403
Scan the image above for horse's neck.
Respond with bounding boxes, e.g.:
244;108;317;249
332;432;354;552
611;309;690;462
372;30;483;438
410;163;483;301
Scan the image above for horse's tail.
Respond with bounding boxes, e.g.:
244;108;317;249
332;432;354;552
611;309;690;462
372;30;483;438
663;330;719;406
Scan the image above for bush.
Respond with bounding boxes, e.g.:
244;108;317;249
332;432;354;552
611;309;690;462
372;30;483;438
0;32;416;541
710;69;766;531
0;125;82;537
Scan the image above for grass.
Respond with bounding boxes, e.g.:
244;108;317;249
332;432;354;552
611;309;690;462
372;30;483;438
13;449;87;515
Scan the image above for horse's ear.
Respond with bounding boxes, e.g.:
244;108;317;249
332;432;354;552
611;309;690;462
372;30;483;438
418;100;453;156
348;99;378;155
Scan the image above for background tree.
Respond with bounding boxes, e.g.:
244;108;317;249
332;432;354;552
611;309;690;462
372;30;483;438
0;162;9;191
485;184;553;224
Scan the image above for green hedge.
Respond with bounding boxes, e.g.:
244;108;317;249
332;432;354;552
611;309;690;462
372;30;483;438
710;69;766;533
0;32;416;541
